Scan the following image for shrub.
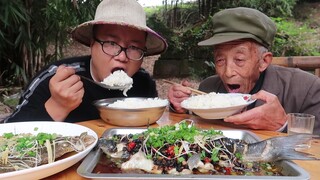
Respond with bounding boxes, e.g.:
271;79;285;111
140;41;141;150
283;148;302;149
273;17;320;56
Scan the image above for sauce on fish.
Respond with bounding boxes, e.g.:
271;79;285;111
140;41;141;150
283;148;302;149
93;155;122;174
93;153;283;176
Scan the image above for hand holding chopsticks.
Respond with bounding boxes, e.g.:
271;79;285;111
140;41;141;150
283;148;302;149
163;80;207;95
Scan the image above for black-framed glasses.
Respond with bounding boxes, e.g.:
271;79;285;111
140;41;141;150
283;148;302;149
94;37;146;61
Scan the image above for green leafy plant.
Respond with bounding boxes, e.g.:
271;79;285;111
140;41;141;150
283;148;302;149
273;17;320;56
0;0;100;87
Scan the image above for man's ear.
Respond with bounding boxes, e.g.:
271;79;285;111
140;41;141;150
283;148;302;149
259;52;272;72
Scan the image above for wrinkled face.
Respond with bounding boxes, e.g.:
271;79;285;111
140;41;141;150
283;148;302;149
213;41;268;93
90;24;146;81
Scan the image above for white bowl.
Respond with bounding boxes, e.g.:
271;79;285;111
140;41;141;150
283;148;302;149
181;93;256;119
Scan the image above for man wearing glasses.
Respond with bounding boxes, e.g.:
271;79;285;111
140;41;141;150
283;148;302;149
5;0;167;123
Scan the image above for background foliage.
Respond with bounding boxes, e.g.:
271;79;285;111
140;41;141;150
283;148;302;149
0;0;100;87
147;0;320;79
1;0;319;86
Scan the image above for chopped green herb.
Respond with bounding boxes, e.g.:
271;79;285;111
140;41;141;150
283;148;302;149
201;150;206;159
3;132;14;139
235;152;243;160
178;157;185;163
143;121;222;148
211;148;219;162
174;146;179;156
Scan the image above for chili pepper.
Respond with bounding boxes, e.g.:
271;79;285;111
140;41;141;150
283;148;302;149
127;142;136;151
166;145;175;157
224;167;232;175
203;157;211;163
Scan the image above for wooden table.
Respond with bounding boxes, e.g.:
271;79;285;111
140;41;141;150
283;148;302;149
45;111;320;179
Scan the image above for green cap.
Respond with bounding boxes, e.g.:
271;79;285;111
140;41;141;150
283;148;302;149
198;7;276;48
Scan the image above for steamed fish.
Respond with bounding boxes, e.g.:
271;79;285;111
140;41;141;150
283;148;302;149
98;120;318;175
0;132;95;173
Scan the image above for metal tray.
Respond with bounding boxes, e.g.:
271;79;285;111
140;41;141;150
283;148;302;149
77;128;310;180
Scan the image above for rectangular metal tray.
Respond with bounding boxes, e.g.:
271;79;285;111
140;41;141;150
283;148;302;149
77;128;310;179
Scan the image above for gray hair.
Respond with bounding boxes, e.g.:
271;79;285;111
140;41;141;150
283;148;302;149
256;43;268;59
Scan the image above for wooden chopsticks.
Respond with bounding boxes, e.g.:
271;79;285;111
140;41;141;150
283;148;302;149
163;80;207;95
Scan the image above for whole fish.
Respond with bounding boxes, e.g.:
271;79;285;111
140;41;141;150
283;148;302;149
0;132;96;173
98;121;319;175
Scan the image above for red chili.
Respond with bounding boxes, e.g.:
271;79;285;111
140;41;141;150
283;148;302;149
166;145;175;156
203;157;211;163
224;167;232;175
128;142;136;151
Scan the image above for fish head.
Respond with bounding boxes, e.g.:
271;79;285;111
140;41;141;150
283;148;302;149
98;138;118;154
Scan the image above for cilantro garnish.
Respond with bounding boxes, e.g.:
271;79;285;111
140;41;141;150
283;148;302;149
143;121;222;148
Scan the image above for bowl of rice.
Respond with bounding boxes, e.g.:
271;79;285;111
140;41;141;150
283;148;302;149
181;93;256;119
93;97;169;126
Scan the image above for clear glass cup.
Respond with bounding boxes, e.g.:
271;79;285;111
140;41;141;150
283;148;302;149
287;113;315;149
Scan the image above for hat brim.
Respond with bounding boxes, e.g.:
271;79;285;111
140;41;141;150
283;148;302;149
72;21;167;56
198;32;267;47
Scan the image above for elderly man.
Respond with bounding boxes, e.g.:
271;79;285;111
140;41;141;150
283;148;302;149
6;0;167;123
168;7;320;134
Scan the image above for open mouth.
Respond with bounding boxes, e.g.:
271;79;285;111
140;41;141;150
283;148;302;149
227;84;240;93
111;67;125;73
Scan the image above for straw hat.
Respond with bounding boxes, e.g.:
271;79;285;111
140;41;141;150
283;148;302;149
198;7;276;49
72;0;167;56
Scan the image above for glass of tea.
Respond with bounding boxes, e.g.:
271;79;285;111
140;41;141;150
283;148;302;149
287;113;315;149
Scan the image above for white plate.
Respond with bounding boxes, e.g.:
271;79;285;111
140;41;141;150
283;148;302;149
181;93;256;119
0;121;98;180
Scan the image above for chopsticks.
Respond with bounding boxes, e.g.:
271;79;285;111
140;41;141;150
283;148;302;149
163;80;207;95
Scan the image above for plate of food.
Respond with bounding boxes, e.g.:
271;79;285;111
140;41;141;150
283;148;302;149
0;121;98;180
77;120;313;179
181;93;256;119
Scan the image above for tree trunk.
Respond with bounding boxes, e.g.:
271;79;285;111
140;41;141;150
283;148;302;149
25;0;34;79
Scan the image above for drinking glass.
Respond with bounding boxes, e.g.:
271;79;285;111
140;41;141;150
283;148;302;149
287;113;315;149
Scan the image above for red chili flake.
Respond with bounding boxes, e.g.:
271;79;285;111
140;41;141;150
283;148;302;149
166;145;175;156
243;96;249;101
203;157;211;163
224;167;232;175
128;142;136;151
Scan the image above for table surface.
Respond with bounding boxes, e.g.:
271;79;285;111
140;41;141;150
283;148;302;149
44;111;320;179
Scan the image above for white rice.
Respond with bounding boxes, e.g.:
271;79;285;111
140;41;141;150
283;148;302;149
108;98;168;109
181;92;249;109
101;70;133;96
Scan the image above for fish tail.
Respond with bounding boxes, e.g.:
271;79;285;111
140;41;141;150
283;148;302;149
267;134;318;161
276;149;318;161
245;134;319;162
